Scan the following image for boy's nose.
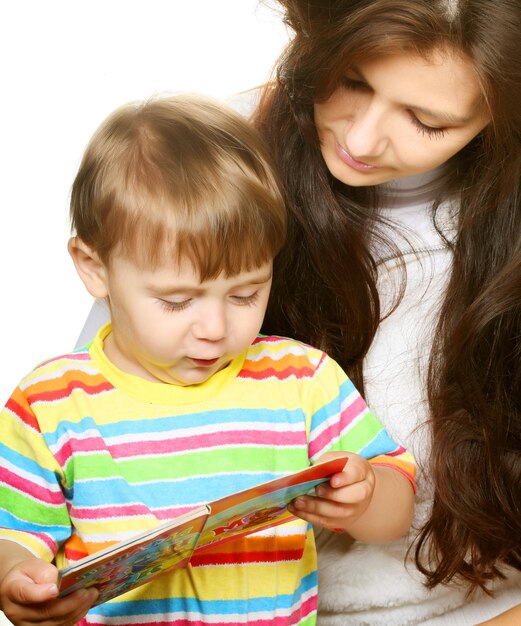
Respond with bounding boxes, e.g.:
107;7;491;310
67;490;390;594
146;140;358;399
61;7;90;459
193;304;227;341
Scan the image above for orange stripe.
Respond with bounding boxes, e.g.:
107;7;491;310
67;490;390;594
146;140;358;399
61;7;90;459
242;355;313;373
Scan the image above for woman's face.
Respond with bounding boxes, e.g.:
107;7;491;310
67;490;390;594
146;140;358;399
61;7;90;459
314;48;490;186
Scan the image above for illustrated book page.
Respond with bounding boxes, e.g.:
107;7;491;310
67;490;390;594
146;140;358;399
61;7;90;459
58;457;347;605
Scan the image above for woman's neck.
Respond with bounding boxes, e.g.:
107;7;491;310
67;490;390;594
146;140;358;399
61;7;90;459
378;166;448;208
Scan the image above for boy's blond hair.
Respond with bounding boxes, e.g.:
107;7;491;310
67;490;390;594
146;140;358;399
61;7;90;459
70;94;286;278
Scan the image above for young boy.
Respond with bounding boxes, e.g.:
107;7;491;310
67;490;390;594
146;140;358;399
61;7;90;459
0;95;415;626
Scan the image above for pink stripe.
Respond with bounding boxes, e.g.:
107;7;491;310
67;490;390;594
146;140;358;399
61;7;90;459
71;504;192;521
37;352;91;367
54;428;301;465
71;503;153;519
53;436;106;466
384;446;407;457
308;396;367;458
251;335;317;353
84;596;315;626
24;530;57;554
0;467;64;505
370;462;417;493
251;335;283;345
0;528;57;555
101;430;303;460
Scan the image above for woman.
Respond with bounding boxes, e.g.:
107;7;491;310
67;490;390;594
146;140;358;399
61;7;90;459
255;0;521;624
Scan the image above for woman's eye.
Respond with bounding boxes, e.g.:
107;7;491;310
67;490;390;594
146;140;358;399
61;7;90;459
408;112;448;139
159;298;192;312
341;77;369;91
231;292;259;306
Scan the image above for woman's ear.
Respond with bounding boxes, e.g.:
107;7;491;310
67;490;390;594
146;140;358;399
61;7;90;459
68;237;109;299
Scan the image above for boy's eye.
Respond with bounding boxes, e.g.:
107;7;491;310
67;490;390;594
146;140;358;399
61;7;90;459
159;298;192;312
231;292;259;306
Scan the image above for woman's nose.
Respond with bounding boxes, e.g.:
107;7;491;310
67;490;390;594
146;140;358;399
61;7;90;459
344;99;389;159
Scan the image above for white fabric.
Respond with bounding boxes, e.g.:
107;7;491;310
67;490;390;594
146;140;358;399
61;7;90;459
316;172;521;625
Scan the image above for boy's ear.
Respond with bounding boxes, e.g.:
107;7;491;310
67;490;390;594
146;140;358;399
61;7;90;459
68;237;109;299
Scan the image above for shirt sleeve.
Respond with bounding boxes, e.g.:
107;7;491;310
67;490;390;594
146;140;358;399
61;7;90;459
0;385;72;560
305;353;416;490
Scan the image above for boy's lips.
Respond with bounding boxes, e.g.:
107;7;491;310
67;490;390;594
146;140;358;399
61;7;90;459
190;357;220;367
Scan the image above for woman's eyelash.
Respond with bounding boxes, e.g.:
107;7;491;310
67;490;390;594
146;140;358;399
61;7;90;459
408;113;448;139
341;77;368;90
341;77;448;140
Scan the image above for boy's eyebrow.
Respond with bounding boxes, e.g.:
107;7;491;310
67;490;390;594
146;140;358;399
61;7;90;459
233;271;273;287
151;271;273;295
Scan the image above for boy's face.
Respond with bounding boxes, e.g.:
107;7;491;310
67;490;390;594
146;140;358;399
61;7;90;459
101;255;273;386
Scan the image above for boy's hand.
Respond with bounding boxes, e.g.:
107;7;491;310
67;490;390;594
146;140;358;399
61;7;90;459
288;451;375;532
0;557;97;626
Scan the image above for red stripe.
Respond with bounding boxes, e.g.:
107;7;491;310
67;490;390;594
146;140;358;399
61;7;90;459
5;397;40;431
190;548;304;566
64;547;89;561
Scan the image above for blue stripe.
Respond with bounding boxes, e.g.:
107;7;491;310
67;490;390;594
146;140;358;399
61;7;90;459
71;471;287;507
0;508;68;537
42;408;306;446
309;377;355;432
0;443;58;483
89;570;317;616
358;429;399;459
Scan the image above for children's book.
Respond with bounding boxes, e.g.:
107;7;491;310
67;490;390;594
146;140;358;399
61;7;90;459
57;457;346;606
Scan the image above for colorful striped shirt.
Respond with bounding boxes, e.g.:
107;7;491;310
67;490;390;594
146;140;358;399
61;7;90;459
0;324;415;625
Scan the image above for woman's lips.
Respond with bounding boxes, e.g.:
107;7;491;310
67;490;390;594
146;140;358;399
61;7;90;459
335;143;380;171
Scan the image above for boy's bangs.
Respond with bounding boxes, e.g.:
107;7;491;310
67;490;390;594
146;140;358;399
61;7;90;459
114;174;285;280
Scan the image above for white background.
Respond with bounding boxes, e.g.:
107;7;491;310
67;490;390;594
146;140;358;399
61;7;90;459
0;0;290;405
0;4;288;622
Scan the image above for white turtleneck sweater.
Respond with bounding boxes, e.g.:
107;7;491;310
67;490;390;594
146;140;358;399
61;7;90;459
316;171;521;625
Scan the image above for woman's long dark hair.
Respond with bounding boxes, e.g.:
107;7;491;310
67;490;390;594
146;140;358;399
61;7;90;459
255;0;521;593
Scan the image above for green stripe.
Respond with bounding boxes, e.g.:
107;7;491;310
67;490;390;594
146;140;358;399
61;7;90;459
338;411;383;453
62;447;308;482
0;486;67;525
